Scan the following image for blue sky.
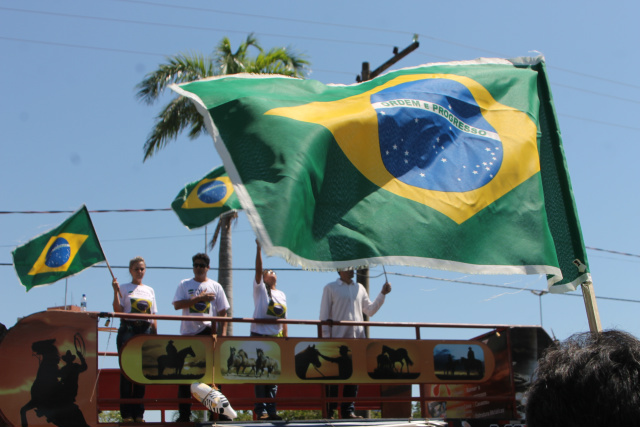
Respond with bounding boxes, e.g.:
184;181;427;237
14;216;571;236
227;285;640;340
2;0;640;364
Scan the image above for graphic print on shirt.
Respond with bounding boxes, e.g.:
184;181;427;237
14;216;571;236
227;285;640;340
187;288;211;314
190;300;211;314
266;300;286;318
130;297;152;314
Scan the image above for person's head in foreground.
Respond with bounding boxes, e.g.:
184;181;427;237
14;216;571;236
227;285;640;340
525;329;640;427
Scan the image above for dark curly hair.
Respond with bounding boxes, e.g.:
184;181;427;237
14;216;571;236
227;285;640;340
525;329;640;427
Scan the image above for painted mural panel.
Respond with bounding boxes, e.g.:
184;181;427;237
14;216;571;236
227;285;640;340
0;311;97;427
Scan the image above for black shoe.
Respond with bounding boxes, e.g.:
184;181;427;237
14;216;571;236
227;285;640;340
267;414;283;421
176;416;190;422
219;414;232;421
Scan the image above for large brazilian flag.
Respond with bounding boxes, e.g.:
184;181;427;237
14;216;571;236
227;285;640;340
173;56;589;292
12;205;106;291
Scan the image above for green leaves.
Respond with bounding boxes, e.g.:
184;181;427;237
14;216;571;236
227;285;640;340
137;34;310;161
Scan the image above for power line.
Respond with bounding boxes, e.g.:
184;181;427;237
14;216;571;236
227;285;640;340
2;210;640;261
1;261;638;304
0;208;171;214
382;271;640;304
3;5;640;93
0;35;166;57
586;246;640;259
0;8;398;52
2;35;639;133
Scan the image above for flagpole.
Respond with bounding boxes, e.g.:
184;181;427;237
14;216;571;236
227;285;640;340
83;207;122;299
103;257;122;299
573;259;602;333
65;278;68;310
582;279;602;333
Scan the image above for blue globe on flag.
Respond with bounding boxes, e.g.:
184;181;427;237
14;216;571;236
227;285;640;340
45;237;71;267
197;180;228;205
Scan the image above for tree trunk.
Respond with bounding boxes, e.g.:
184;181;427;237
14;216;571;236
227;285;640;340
217;212;235;336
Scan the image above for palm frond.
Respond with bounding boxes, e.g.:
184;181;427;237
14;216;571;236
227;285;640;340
135;52;214;105
251;47;310;77
137;34;311;161
142;97;206;161
215;33;263;75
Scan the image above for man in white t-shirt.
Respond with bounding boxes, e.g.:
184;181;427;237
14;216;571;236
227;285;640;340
319;269;391;419
173;253;230;422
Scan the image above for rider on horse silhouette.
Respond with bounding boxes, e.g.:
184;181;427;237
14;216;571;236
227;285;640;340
166;340;178;362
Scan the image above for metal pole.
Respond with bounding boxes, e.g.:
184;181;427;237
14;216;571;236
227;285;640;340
530;290;547;327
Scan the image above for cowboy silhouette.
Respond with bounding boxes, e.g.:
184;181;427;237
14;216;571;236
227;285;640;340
166;340;178;362
59;350;87;403
319;345;353;379
467;347;476;361
21;339;89;427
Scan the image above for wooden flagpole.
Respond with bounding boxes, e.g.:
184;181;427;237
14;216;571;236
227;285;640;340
582;280;602;333
574;259;602;333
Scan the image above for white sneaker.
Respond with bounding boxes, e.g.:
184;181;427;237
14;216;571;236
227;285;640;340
191;383;238;420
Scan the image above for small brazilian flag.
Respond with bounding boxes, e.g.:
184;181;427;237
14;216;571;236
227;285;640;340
171;166;242;229
12;205;106;291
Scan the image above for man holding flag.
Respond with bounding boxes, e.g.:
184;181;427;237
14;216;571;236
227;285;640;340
320;270;392;418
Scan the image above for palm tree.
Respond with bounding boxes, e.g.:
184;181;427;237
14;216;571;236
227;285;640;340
136;34;310;335
136;33;309;160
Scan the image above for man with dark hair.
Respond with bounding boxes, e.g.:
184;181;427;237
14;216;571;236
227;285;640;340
173;253;230;422
525;329;640;427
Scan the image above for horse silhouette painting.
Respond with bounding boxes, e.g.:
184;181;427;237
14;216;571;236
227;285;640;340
245;357;257;376
369;344;419;380
157;346;195;377
444;354;456;376
377;353;393;373
225;348;250;376
256;348;279;378
460;357;484;378
20;338;89;427
295;345;323;379
382;345;414;373
227;347;236;374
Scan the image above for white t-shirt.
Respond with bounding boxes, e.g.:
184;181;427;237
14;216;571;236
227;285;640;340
118;282;157;325
319;278;385;338
172;277;230;335
251;278;287;336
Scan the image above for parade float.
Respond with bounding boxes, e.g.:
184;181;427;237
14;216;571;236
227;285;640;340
0;308;552;427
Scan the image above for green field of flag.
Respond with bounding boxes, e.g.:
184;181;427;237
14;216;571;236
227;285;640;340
173;56;590;292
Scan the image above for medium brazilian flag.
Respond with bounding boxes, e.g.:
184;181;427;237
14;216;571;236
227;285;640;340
12;205;106;291
173;56;589;292
171;166;242;229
